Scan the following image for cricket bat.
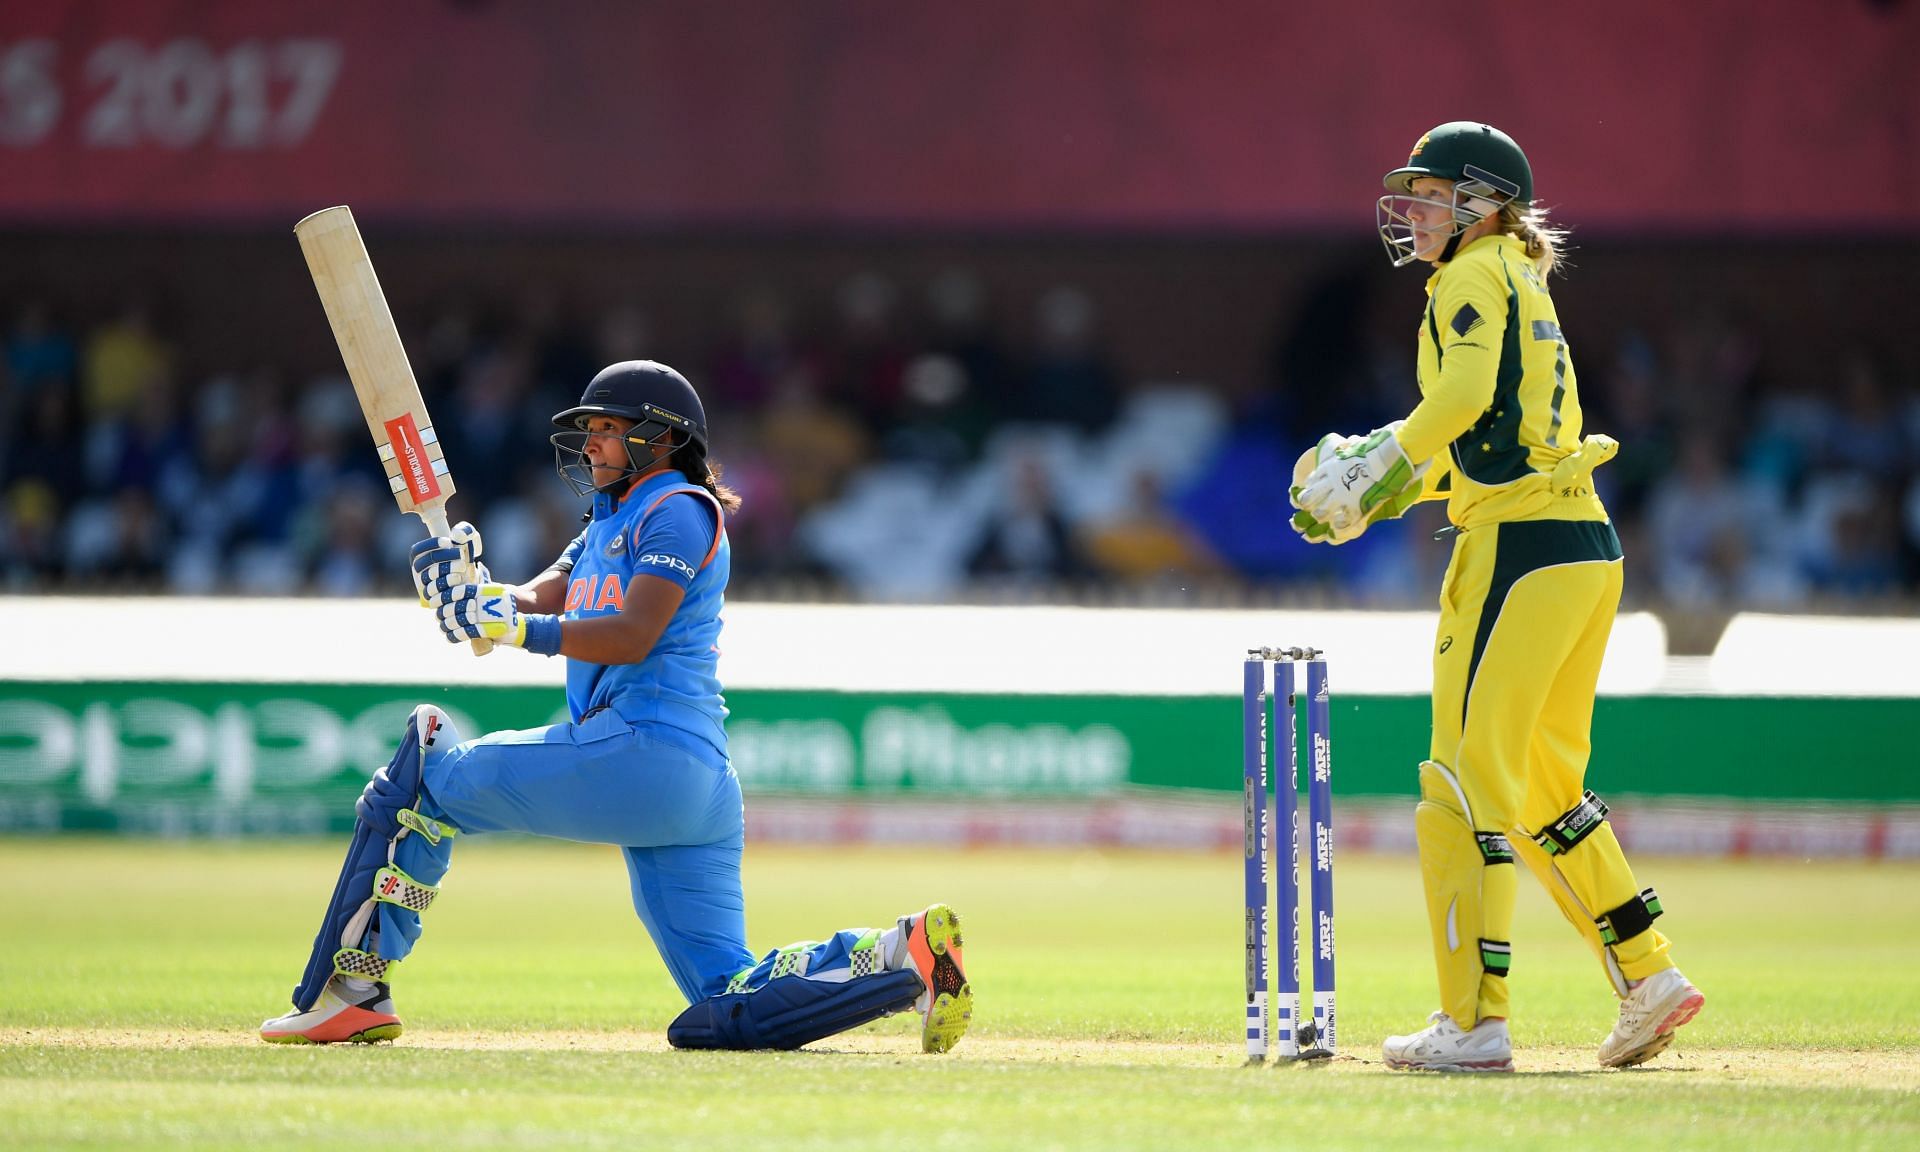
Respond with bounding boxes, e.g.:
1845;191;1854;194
294;205;492;654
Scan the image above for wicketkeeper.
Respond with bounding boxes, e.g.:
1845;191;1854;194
260;360;972;1053
1291;123;1703;1071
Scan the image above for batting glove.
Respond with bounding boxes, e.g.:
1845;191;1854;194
1291;421;1431;538
436;583;562;655
410;521;489;606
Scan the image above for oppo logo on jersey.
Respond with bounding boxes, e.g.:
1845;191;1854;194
638;553;697;580
565;574;626;613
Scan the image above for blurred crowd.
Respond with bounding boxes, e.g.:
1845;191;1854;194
4;269;1918;610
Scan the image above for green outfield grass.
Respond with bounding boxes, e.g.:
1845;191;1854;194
2;838;1916;1150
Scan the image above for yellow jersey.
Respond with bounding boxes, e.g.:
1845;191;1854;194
1396;233;1610;529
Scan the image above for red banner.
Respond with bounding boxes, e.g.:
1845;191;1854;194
2;1;1915;230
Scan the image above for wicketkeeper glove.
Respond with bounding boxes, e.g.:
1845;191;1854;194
410;521;488;606
1289;434;1368;545
437;583;563;656
1290;421;1432;541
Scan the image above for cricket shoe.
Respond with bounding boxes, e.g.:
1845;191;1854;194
260;978;402;1044
902;903;972;1054
1598;966;1704;1068
1382;1012;1513;1073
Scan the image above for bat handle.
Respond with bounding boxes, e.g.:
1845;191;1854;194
419;506;495;656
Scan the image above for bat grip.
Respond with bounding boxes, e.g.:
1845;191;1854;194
419;506;495;656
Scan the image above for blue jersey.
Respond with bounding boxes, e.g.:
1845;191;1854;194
554;469;730;762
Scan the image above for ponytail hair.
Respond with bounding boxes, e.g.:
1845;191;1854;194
1498;201;1572;278
678;441;742;515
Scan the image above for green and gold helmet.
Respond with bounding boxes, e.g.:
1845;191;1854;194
1377;122;1533;267
1384;122;1533;203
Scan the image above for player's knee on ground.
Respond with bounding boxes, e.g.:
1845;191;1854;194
1415;759;1516;1027
667;969;923;1050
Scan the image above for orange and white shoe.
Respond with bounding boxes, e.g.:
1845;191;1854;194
260;978;402;1044
902;904;972;1053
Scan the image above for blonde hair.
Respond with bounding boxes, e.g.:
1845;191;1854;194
1498;201;1571;278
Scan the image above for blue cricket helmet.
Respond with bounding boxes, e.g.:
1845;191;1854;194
551;360;708;453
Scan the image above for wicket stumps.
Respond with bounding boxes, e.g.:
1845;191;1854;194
1243;646;1335;1063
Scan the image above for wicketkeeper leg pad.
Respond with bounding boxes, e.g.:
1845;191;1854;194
666;968;923;1051
289;705;461;1012
1509;788;1673;995
1415;760;1516;1029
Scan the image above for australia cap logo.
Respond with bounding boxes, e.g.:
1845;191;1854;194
1410;132;1429;159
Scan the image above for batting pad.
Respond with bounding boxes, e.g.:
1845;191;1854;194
290;705;459;1012
667;969;922;1051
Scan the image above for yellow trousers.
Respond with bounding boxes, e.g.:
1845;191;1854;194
1422;519;1672;1027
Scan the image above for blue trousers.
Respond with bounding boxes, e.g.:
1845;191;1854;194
379;707;755;1003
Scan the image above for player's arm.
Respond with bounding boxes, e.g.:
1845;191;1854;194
1292;269;1507;534
552;576;685;665
1395;262;1509;464
436;494;715;663
520;527;591;613
508;567;571;615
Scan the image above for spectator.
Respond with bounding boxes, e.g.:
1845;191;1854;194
69;487;168;588
82;300;172;424
967;452;1089;585
1647;431;1803;607
442;341;537;510
1;480;63;587
708;287;811;413
880;354;988;476
820;272;909;431
757;370;869;515
1820;353;1908;482
308;479;387;597
0;266;1914;607
4;300;78;399
1267;271;1397;437
924;268;1015;410
1586;332;1677;519
1800;476;1903;598
5;382;85;514
1015;286;1120;432
1081;469;1225;589
518;282;597;421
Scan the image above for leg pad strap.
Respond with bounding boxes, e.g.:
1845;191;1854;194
769;946;813;979
1476;831;1515;865
374;865;439;913
398;808;456;847
333;946;393;982
1479;939;1512;978
848;933;882;978
1532;790;1610;856
1597;887;1664;945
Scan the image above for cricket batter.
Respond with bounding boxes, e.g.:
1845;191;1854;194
260;360;972;1052
1291;123;1704;1071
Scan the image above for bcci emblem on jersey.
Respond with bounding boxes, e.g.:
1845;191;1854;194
605;532;629;558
